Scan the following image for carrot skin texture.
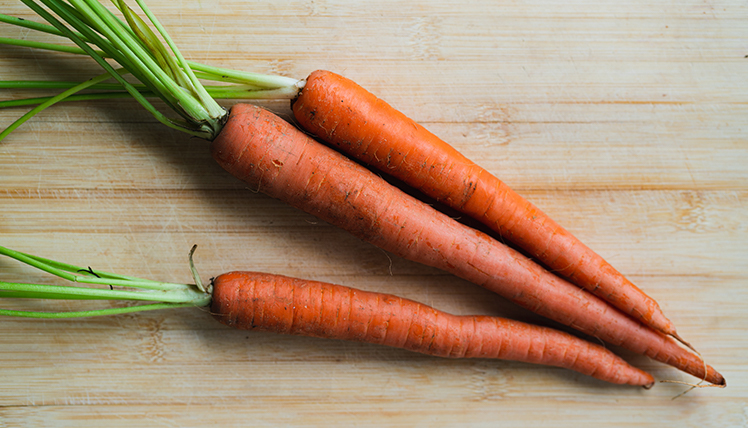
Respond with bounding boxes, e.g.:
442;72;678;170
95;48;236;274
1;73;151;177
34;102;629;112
292;70;675;338
211;271;655;387
210;103;724;385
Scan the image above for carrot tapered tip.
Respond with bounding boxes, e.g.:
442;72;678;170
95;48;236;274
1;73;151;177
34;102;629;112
712;372;727;387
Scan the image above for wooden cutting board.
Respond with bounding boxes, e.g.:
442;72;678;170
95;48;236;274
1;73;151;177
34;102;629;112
1;1;746;426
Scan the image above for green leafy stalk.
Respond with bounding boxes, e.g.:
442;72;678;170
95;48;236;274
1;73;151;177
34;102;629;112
0;303;197;319
56;0;206;118
72;0;211;118
188;62;302;90
0;85;300;110
0;12;302;90
125;0;225;119
0;70;117;141
1;246;187;290
0;36;106;56
116;0;187;87
0;10;304;121
6;0;223;138
0;81;139;91
0;281;202;303
0;92;145;109
0;245;211;318
15;0;212;139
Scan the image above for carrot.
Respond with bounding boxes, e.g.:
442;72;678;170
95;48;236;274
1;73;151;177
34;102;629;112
211;270;655;387
291;70;679;342
210;103;724;386
1;20;682;342
0;245;653;387
1;1;723;387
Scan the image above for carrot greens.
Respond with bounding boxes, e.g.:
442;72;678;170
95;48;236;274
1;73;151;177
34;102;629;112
0;2;302;142
0;0;726;388
0;0;301;140
0;245;210;318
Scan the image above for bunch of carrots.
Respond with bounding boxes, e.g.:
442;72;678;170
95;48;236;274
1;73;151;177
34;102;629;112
0;0;725;389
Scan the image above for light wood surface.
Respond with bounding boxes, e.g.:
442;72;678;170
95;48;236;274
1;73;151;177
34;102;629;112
1;1;746;426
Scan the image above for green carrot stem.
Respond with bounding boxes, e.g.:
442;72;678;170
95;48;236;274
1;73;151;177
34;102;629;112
67;0;190;108
0;92;144;108
0;12;301;90
1;290;114;300
0;302;198;318
188;61;302;89
0;81;136;90
0;13;65;35
128;0;224;118
0;36;106;56
23;0;216;137
0;245;188;291
12;250;159;283
0;282;209;304
18;0;209;138
0;87;300;109
0;71;115;141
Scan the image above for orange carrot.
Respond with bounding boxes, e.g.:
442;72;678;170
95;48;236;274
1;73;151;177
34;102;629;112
5;0;722;390
0;244;651;386
211;103;724;385
291;70;679;342
211;270;655;387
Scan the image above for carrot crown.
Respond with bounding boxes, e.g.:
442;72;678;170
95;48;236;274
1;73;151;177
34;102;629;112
0;245;211;318
0;0;303;141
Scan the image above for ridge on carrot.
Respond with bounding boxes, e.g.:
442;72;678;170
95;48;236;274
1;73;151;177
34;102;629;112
0;244;656;387
0;0;723;386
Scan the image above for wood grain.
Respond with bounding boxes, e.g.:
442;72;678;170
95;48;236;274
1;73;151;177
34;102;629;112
1;0;746;426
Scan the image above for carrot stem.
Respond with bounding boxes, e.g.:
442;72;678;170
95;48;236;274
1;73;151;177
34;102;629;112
0;92;148;108
0;281;205;303
0;5;305;137
0;12;302;91
0;245;187;290
0;36;106;56
19;0;222;137
126;0;223;118
68;0;198;113
0;83;299;109
16;0;195;133
187;61;302;89
0;70;115;141
0;81;140;91
0;245;211;315
0;302;197;318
